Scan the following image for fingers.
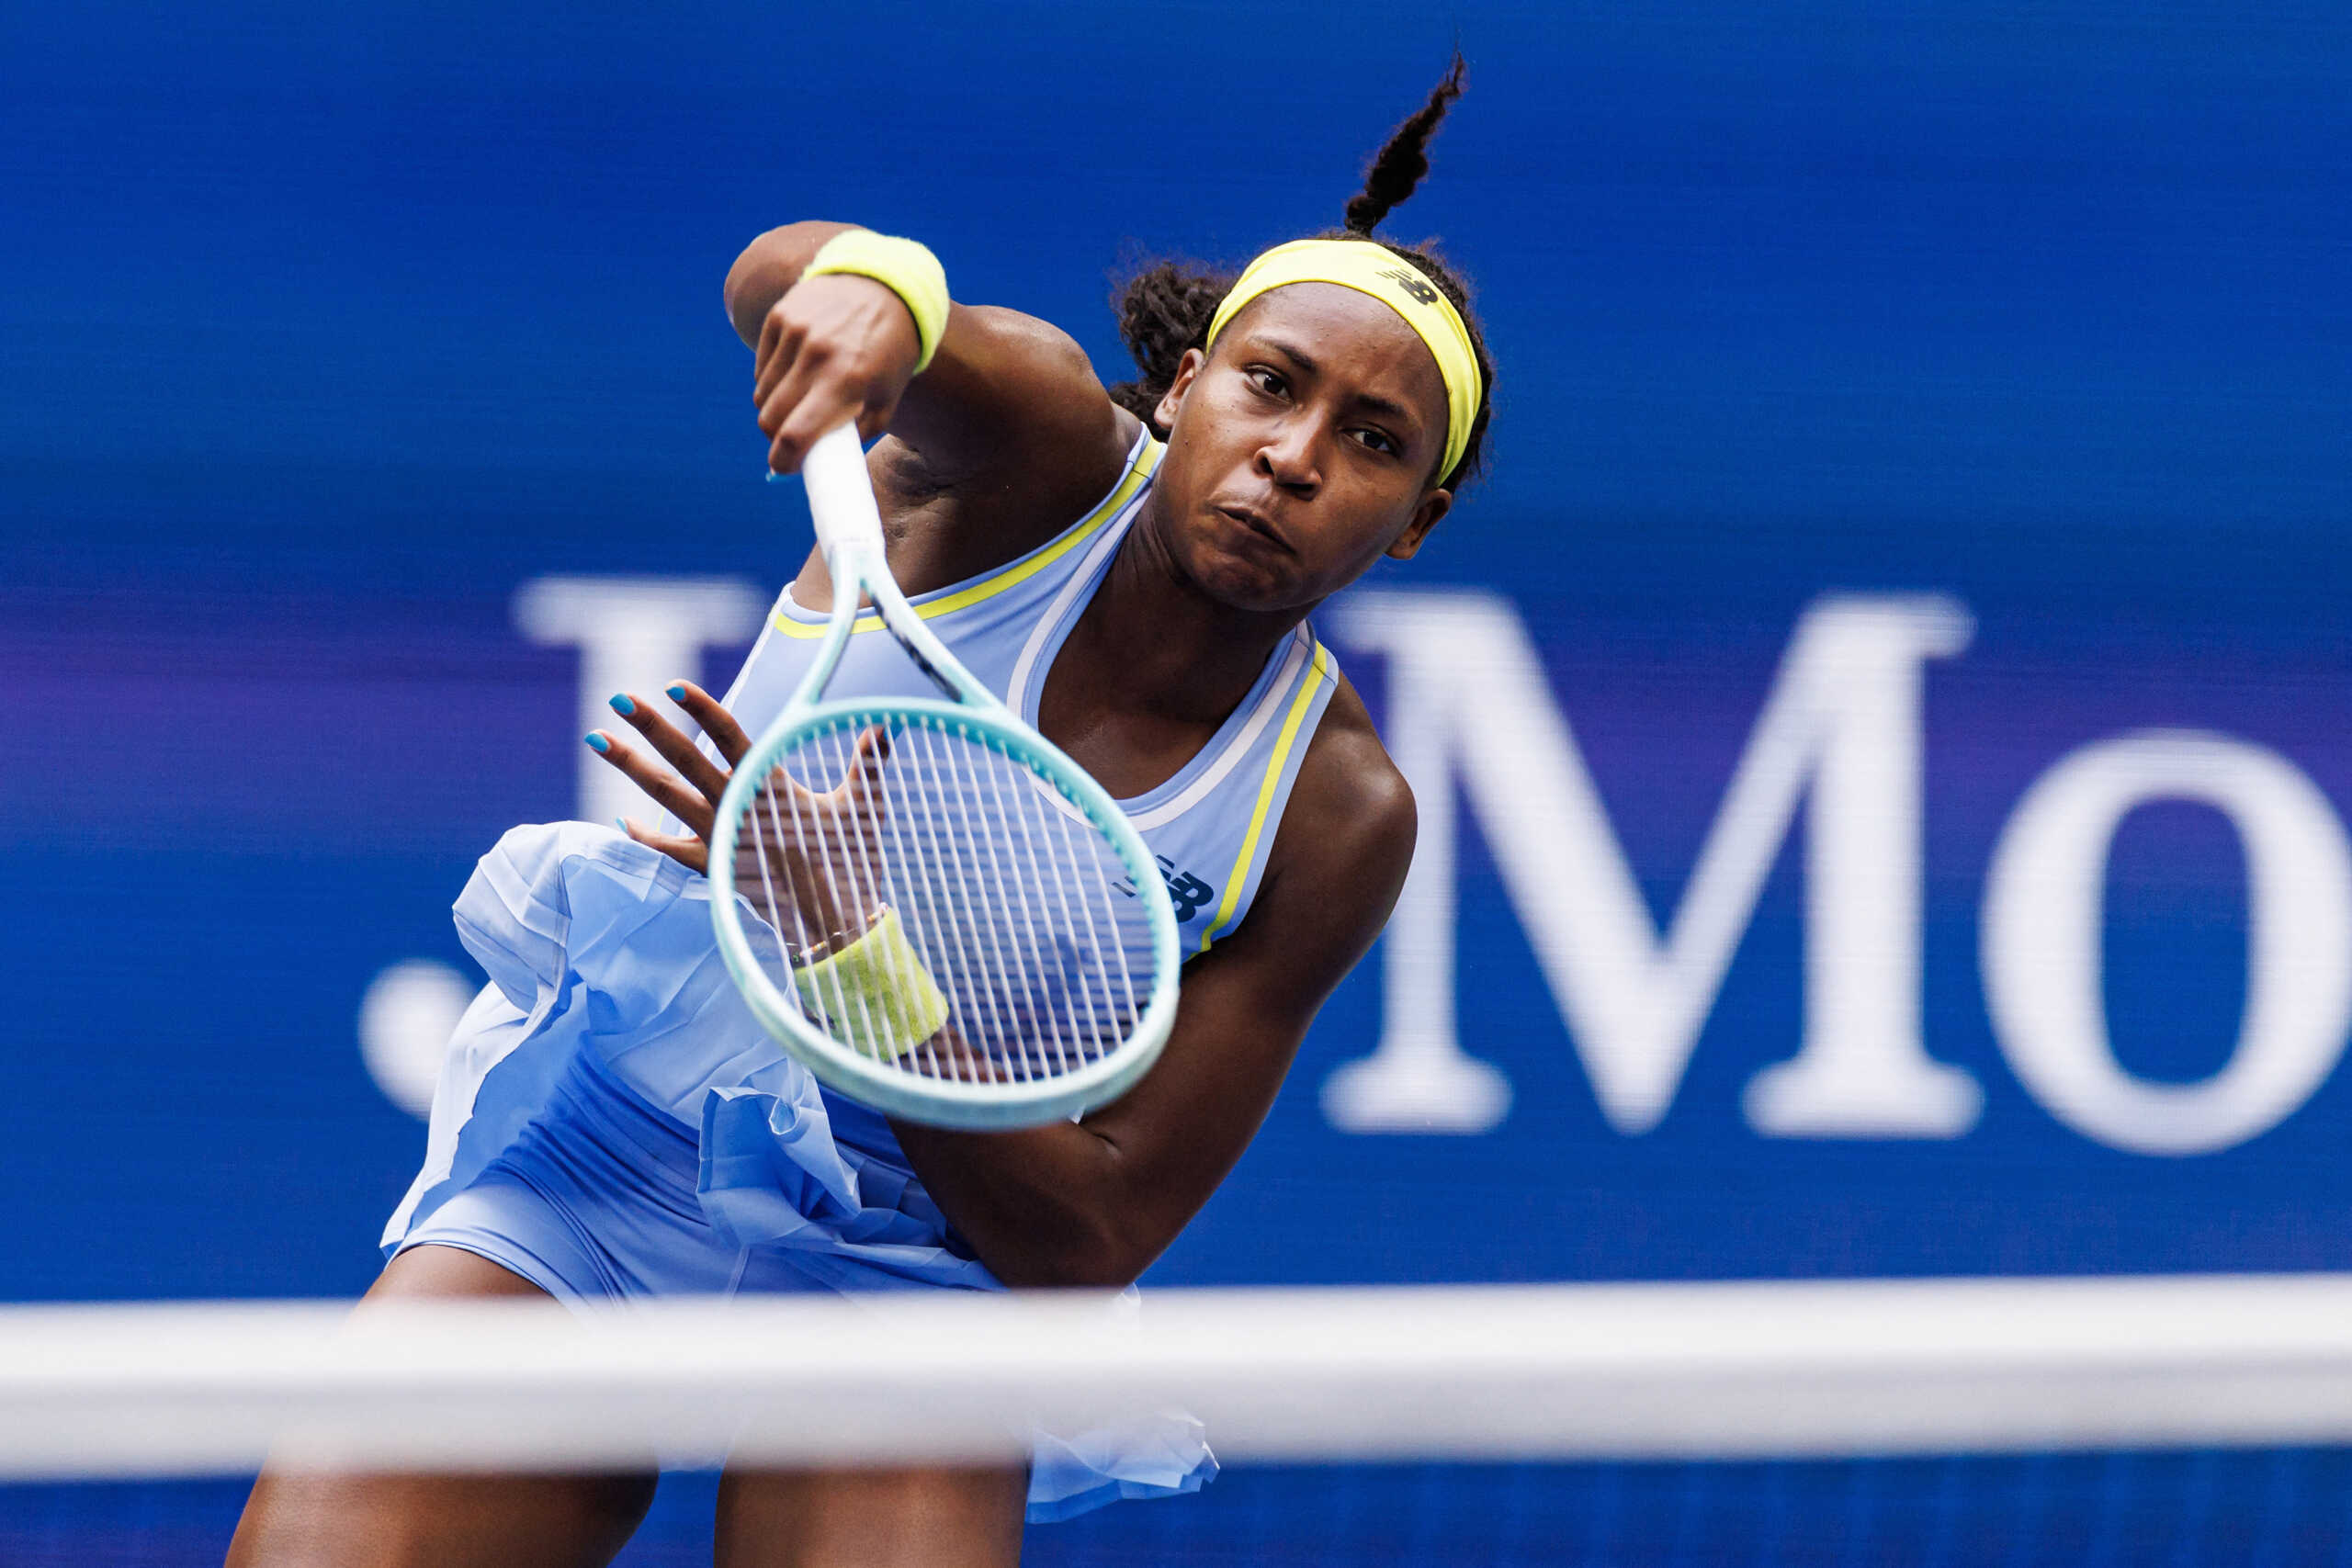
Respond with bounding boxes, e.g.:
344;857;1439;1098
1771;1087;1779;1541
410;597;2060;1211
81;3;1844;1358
755;305;830;474
760;344;867;476
754;303;797;409
605;691;731;804
752;279;914;474
616;818;709;877
665;681;753;767
842;723;893;807
584;728;716;839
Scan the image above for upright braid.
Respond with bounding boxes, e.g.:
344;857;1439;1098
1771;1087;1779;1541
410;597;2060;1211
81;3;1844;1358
1343;52;1466;236
1107;53;1495;489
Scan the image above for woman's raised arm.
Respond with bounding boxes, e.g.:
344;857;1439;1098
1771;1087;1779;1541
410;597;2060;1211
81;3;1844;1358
722;221;1133;538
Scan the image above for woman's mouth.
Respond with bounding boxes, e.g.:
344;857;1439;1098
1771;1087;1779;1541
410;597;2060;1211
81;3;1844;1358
1214;503;1292;553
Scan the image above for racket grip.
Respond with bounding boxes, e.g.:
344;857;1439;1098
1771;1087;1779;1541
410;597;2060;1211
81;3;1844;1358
802;423;888;561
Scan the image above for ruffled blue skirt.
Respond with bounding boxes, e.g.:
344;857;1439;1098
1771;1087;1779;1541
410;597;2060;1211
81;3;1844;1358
383;821;1215;1523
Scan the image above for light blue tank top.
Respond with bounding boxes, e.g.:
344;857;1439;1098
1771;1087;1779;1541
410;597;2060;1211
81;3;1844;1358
386;431;1306;1520
716;430;1340;956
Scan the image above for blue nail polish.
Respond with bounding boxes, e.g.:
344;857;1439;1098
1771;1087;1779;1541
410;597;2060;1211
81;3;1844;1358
608;693;636;716
765;470;786;484
665;684;687;702
615;817;630;832
584;732;610;753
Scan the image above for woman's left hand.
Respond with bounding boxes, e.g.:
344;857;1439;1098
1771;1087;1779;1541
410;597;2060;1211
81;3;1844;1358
582;681;752;875
584;682;891;951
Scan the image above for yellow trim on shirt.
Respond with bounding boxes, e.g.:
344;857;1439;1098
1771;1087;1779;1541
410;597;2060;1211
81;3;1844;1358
770;439;1163;638
1198;642;1332;953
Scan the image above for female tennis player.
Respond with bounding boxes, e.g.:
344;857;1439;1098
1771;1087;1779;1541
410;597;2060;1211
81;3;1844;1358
232;61;1494;1568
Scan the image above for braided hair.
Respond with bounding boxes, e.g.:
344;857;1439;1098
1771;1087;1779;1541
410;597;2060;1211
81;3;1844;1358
1108;54;1494;491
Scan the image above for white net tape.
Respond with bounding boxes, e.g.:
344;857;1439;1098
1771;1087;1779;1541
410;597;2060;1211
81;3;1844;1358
7;1275;2352;1480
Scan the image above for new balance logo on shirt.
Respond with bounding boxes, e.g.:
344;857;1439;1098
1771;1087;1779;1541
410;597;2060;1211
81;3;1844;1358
1117;855;1216;921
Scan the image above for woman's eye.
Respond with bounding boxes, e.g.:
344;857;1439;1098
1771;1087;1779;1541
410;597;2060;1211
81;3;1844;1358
1351;427;1399;457
1247;367;1287;397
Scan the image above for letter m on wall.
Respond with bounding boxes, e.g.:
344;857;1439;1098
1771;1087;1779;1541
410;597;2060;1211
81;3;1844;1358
1323;591;1983;1138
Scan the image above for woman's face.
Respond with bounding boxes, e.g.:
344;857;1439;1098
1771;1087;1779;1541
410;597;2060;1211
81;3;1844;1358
1149;283;1453;615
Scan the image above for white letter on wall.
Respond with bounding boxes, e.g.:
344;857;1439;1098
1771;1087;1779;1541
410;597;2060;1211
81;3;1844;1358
514;577;768;826
1324;592;1980;1137
1982;730;2352;1155
1319;597;1515;1131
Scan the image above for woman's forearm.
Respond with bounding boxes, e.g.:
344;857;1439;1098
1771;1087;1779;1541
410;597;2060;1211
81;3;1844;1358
888;1119;1150;1289
723;220;857;347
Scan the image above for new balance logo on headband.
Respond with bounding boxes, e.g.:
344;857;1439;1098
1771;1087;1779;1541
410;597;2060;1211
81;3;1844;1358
1376;266;1441;306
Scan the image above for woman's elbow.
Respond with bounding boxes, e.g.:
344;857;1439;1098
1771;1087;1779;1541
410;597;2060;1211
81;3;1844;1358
996;1215;1163;1291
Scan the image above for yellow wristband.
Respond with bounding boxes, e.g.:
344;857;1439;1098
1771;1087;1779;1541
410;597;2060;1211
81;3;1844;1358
789;905;949;1060
801;231;951;374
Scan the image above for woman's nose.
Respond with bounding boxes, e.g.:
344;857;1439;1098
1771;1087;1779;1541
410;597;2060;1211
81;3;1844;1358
1255;419;1320;494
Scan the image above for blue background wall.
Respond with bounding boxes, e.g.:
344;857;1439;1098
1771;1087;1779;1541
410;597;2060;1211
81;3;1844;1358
7;0;2351;1302
5;2;2352;1557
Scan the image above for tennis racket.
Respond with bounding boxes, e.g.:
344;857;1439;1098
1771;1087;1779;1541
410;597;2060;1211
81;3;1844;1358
707;424;1181;1129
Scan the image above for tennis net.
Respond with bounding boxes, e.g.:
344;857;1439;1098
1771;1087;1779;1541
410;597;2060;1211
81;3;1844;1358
8;1273;2352;1563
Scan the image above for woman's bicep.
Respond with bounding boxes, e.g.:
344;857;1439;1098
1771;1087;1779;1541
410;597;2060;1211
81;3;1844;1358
882;303;1130;495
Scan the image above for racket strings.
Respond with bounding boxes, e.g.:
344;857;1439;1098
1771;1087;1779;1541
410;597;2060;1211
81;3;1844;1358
734;714;1156;1085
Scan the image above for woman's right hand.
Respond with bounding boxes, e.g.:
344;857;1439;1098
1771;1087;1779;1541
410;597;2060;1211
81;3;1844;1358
753;268;925;475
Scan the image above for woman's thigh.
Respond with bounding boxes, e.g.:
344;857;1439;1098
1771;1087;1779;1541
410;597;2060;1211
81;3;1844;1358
224;1245;661;1568
713;1464;1027;1568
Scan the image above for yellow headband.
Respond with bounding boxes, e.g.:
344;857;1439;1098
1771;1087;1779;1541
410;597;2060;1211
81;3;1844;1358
1204;239;1482;483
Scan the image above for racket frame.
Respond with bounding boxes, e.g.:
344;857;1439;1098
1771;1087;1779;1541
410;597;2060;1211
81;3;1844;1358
707;426;1182;1130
